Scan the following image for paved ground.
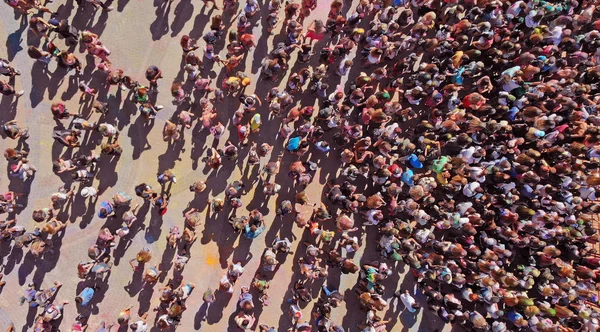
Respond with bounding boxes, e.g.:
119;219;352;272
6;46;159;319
0;1;452;331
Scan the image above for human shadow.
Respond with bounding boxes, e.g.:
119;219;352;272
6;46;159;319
144;207;165;244
2;245;23;275
6;15;28;61
112;203;150;266
124;265;144;296
68;3;96;32
203;290;233;325
0;94;19;123
199;205;238;268
95;153;120;194
116;0;130;11
137;283;155;315
157;135;185;174
187;5;211;40
128;115;154;160
158;244;176;283
170;0;194;37
47;66;70;101
69;182;98;225
17;251;37;286
150;0;172;41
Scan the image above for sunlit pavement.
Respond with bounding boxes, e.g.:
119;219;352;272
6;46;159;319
0;1;451;331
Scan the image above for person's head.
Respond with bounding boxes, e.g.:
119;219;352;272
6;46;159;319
314;20;324;32
27;46;43;59
180;34;191;46
137;86;148;96
146;67;156;77
42;223;56;235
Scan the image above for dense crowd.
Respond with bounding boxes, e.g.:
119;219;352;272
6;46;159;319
3;0;600;330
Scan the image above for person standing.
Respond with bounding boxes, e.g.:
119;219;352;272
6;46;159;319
145;65;162;92
200;288;215;322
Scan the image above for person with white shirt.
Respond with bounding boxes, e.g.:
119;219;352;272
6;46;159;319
398;290;418;313
129;313;149;332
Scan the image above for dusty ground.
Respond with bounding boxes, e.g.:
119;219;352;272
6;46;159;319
0;0;451;331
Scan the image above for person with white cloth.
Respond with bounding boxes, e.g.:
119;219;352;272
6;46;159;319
398;290;419;313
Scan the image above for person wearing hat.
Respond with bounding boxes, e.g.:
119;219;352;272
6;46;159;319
80;186;98;199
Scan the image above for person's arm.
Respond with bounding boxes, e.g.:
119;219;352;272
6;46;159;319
55;161;68;173
72;55;82;72
189;232;198;244
173;279;185;293
184;208;197;219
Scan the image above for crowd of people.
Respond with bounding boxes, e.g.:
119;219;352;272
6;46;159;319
3;0;600;330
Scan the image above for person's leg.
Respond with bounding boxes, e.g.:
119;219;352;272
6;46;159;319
322;285;335;297
201;301;211;321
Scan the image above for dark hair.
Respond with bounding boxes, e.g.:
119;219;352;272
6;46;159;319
27;46;43;59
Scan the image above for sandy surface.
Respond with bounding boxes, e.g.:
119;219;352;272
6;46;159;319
0;1;451;331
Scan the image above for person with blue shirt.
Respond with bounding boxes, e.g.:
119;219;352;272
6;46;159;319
97;200;114;219
287;136;301;152
75;286;97;306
